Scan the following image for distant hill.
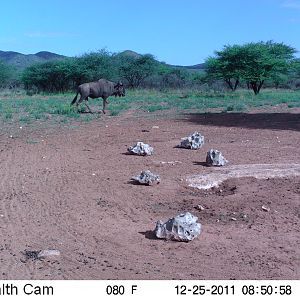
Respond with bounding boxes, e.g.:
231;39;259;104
118;50;142;59
0;50;65;72
119;50;205;71
0;49;205;73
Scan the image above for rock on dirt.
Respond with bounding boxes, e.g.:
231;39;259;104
206;149;228;166
262;205;270;212
154;212;201;242
37;249;61;259
127;142;153;156
195;204;205;211
179;132;204;150
131;170;160;185
23;249;60;260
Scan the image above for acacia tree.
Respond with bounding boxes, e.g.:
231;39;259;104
119;54;159;88
241;42;296;94
206;41;296;94
206;45;245;91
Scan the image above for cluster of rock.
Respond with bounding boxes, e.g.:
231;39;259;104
179;131;228;167
128;131;228;242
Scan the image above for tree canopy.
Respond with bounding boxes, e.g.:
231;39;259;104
21;51;161;92
119;54;159;88
0;60;13;87
205;41;297;94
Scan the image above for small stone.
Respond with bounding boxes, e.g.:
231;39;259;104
37;249;60;259
230;217;237;221
159;160;182;165
152;126;159;129
195;204;205;211
262;205;270;212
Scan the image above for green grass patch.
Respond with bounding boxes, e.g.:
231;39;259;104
109;101;130;116
0;89;299;128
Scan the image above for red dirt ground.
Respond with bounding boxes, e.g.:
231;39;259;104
0;108;299;280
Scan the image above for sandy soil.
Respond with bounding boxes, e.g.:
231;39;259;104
0;108;299;280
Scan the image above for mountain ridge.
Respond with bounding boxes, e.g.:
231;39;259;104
0;49;205;71
0;50;65;71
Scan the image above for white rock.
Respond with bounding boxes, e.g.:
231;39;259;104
155;212;201;242
159;160;182;165
179;132;204;150
37;249;60;259
196;204;205;211
262;205;270;212
128;142;153;156
206;149;228;166
132;170;160;185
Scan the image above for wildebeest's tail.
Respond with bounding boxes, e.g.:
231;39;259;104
71;92;79;105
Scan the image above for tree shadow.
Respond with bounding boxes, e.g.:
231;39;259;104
180;112;300;131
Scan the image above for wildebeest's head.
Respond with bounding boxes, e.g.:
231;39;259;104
114;81;125;97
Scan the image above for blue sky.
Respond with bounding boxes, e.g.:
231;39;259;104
1;0;299;65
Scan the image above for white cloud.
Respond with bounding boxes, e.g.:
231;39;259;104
282;0;300;9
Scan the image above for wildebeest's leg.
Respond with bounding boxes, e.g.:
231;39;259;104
102;97;108;114
84;100;93;114
76;95;92;113
71;92;79;106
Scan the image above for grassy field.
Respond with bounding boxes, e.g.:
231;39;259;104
0;89;299;126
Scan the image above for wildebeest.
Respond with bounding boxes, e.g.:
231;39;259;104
71;79;125;114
